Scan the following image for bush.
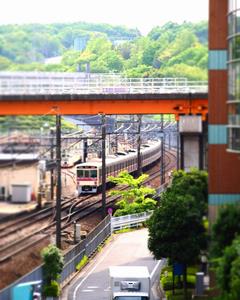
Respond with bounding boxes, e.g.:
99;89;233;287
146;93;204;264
42;280;60;297
76;255;88;271
165;289;193;300
160;265;196;292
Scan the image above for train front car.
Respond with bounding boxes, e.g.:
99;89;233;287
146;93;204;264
76;162;100;194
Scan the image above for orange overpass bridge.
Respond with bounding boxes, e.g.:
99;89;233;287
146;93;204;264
0;72;208;118
0;93;208;119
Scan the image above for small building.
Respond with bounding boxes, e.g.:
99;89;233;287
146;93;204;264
0;153;41;201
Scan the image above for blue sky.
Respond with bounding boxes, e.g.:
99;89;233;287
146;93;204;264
0;0;208;35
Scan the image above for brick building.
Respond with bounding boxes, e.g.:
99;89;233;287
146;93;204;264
208;0;240;221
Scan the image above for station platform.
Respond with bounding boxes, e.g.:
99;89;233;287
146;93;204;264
0;200;38;220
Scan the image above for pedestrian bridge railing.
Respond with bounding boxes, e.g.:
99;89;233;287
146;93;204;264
0;71;208;95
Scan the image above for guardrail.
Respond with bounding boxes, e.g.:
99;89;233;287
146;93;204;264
0;72;208;95
0;179;168;300
111;211;153;231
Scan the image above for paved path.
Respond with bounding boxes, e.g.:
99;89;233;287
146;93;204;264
62;229;165;300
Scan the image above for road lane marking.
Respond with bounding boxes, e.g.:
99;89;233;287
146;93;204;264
73;242;117;300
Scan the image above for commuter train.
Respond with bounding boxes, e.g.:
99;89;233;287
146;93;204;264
76;141;161;194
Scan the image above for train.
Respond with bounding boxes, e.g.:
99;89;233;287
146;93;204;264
61;148;83;168
76;141;161;194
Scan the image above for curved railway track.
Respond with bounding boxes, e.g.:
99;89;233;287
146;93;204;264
0;149;177;263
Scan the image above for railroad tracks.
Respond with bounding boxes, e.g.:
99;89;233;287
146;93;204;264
0;149;177;263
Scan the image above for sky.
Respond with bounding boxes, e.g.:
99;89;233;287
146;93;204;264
0;0;208;35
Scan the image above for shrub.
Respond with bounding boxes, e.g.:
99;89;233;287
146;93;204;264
42;280;60;297
76;255;88;271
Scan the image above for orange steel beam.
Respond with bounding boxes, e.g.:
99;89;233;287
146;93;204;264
0;93;208;118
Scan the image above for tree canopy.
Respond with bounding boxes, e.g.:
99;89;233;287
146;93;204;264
0;21;208;80
108;171;157;216
148;192;206;265
216;236;240;300
210;204;240;258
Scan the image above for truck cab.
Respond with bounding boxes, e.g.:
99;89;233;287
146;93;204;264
109;266;151;300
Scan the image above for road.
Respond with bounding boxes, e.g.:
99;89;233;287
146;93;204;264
63;229;165;300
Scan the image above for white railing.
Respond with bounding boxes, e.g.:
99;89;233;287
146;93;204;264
111;211;153;232
0;72;208;95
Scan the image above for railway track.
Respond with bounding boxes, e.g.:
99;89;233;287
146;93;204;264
0;149;177;263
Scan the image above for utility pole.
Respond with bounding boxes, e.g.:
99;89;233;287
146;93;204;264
50;128;54;200
115;115;118;153
177;121;180;170
160;114;165;184
56;115;62;249
137;114;142;177
83;138;88;162
101;114;106;219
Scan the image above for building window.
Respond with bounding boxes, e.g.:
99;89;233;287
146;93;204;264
228;0;240;152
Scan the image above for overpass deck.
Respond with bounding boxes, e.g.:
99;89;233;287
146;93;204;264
0;92;208;117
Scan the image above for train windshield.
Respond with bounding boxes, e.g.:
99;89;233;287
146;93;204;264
77;169;97;178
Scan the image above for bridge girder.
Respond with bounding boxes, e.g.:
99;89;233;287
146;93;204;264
0;93;208;119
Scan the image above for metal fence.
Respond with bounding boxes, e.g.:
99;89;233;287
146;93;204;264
111;211;153;232
0;215;111;300
0;211;158;299
0;72;208;95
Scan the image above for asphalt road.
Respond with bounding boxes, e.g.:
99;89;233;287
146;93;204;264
63;229;165;300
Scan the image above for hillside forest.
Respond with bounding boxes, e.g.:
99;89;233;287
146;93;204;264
0;21;208;80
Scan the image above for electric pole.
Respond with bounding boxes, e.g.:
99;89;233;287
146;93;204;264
56;115;62;249
137;114;142;177
160;114;165;184
50;128;54;200
101;114;106;219
177;121;180;170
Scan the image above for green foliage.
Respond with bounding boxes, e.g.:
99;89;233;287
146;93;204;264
42;280;60;297
0;21;207;79
216;236;240;299
41;244;64;285
0;115;78;132
0;55;12;69
170;169;208;216
108;171;157;216
210;204;240;258
160;265;197;297
148;169;207;266
76;255;88;271
148;193;205;264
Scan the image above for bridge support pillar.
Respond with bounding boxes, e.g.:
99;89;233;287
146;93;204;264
179;116;205;171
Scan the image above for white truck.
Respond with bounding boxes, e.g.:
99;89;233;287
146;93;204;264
109;266;151;300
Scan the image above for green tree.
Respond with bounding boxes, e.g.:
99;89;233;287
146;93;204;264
41;244;64;297
108;171;157;216
211;204;240;257
217;236;240;299
168;169;208;216
0;55;12;70
148;192;206;299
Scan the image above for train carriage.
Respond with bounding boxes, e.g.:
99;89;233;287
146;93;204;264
76;141;161;194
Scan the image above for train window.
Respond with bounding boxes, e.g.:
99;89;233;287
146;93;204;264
77;170;84;178
90;170;97;178
85;170;90;177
